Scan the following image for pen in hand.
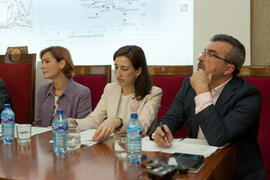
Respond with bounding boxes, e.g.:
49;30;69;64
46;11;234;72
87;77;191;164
160;122;171;146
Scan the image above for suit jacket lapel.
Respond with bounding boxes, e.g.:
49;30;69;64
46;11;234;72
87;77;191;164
215;77;237;111
188;77;237;137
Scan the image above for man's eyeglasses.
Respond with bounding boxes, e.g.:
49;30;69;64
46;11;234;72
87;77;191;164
199;50;233;64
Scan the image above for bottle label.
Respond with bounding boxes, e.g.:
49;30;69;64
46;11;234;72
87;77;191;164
1;117;14;123
127;127;142;139
52;121;68;131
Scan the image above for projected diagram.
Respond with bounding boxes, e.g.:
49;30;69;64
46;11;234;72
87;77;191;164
40;0;157;42
0;0;33;42
0;0;32;28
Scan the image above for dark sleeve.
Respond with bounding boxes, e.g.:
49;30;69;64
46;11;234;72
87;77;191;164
0;79;11;112
198;85;262;146
150;78;189;137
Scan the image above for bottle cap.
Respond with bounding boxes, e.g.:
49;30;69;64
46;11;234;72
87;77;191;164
130;113;138;119
4;104;11;108
141;154;147;159
56;109;64;114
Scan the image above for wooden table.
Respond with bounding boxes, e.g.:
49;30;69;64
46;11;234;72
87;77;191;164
0;131;236;180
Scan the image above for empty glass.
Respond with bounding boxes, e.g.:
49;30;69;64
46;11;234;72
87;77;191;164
68;125;81;152
113;133;127;158
16;124;32;144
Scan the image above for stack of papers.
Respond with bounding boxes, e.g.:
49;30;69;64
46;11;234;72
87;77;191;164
142;137;226;157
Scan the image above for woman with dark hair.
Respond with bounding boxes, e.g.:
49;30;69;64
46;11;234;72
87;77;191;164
70;45;162;141
33;46;92;126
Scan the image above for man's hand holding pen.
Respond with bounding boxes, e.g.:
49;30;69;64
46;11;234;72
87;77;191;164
153;123;174;147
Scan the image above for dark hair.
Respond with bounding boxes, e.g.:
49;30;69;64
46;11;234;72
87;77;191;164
113;45;152;100
40;46;74;78
211;34;246;76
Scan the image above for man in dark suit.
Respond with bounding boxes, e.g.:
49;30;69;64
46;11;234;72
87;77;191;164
0;78;11;112
151;34;266;179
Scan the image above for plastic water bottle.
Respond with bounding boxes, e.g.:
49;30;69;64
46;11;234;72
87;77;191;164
1;104;15;144
52;109;68;154
126;113;142;165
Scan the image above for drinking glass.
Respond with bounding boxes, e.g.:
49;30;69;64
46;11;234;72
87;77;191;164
113;133;127;158
16;124;32;144
68;125;81;152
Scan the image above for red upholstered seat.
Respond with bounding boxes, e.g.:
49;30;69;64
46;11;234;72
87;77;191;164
239;65;270;179
73;75;106;109
0;64;33;124
243;77;270;178
73;65;111;110
152;75;188;138
151;75;185;120
148;65;193;138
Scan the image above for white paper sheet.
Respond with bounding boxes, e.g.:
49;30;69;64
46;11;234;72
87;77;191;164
80;129;99;146
142;137;222;157
80;129;113;146
31;126;52;136
48;129;113;146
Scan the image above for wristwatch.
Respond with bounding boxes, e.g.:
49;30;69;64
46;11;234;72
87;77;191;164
116;117;123;131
